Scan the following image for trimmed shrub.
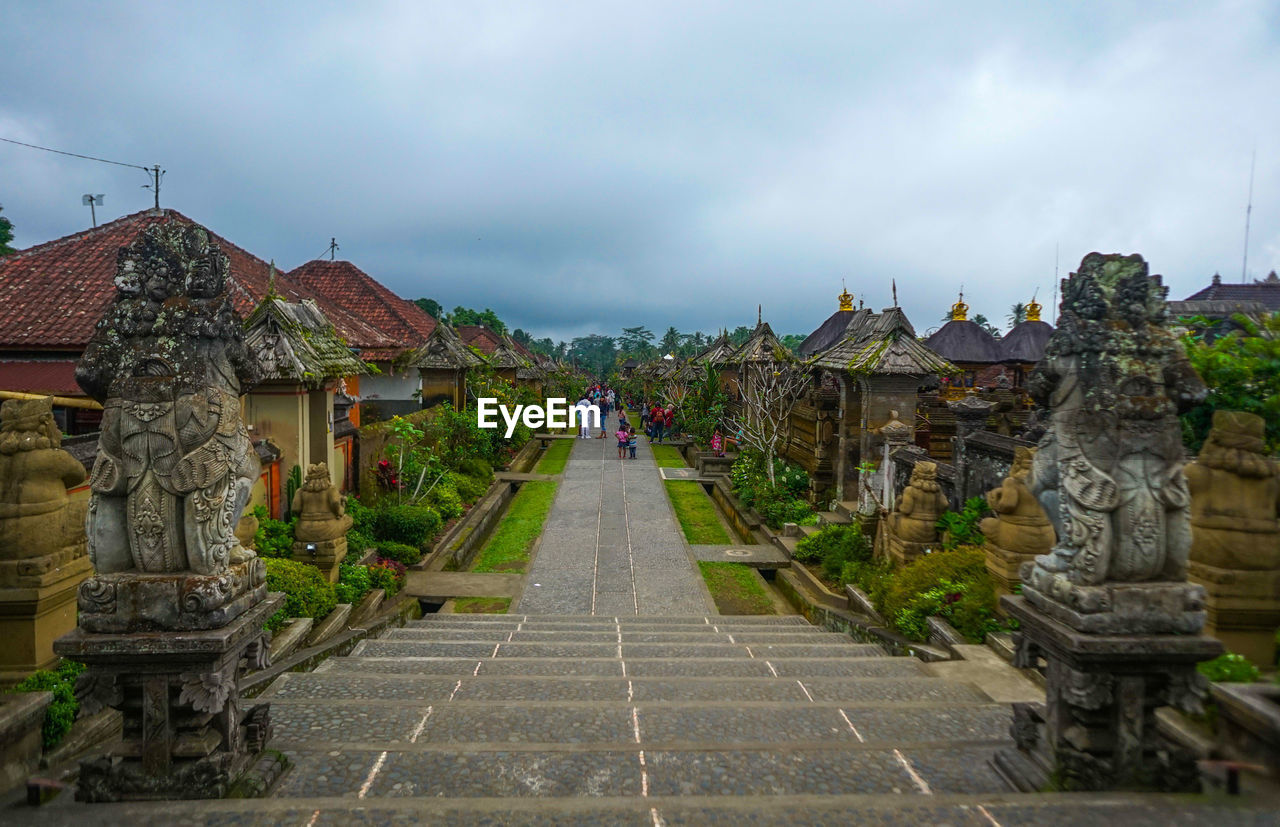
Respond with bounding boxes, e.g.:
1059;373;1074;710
794;523;871;581
372;505;442;546
369;558;407;597
334;562;373;605
1198;652;1261;683
878;546;1000;643
455;458;494;485
936;497;992;550
453;472;489;504
346;494;376;535
251;505;296;559
426;478;464;521
374;540;423;566
8;659;85;749
346;528;373;557
263;558;337;631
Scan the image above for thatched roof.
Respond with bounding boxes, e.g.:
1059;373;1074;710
411;323;485;370
700;333;739;366
244;297;370;387
726;321;787;364
999;319;1053;363
924;319;1003;364
813;307;953;376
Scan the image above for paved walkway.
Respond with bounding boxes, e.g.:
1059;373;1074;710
517;431;714;616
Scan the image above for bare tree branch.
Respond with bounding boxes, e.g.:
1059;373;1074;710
728;360;811;487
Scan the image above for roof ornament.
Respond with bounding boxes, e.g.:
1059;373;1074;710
758;304;762;326
1026;298;1042;322
838;280;854;311
951;288;968;322
892;278;898;308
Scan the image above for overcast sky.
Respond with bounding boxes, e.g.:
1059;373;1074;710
3;1;1278;343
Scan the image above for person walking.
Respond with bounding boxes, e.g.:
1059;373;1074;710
575;396;592;439
664;406;675;441
616;423;629;459
628;426;638;459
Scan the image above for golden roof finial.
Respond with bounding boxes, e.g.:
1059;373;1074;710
950;289;968;322
1026;298;1042;322
838;279;854;311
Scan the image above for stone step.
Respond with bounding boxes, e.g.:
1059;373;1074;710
353;640;887;660
400;621;828;636
259;673;990;704
835;499;861;519
414;614;814;626
383;628;853;645
316;655;927;679
267;617;312;662
265;700;1012;748
51;795;1276;823
816;510;851;526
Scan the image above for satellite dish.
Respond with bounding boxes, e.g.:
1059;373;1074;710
81;194;104;206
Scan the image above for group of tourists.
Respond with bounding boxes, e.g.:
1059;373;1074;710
639;402;676;443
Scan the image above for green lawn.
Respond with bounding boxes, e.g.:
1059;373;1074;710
534;439;574;474
651;444;687;468
452;596;511;614
698;562;775;615
664;480;732;544
471;480;558;573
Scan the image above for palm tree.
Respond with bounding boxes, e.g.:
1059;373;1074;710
1007;302;1027;330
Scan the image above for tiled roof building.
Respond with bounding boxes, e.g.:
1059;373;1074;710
289;260;436;361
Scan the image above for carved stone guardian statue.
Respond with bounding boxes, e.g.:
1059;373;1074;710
54;221;283;801
885;461;948;566
995;254;1224;794
291;463;353;581
0;396;93;684
1185;410;1280;665
980;446;1055;600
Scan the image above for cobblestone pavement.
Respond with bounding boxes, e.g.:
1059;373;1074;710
517;431;713;615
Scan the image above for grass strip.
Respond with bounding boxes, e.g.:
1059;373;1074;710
698;562;774;615
534;438;574;474
452;596;511;614
664;480;732;544
471;480;558;573
651;444;688;468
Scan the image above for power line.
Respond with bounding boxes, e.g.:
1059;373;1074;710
1;136;164;209
0;136;149;172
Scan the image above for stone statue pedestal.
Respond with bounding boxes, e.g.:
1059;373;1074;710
1021;565;1207;635
885;535;935;568
77;558;267;634
994;595;1222;792
53;593;282;802
982;540;1037;604
0;553;93;686
1189;560;1280;666
291;536;348;583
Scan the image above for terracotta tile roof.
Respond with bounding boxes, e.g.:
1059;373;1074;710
0;209;401;358
289;260;436;360
1184;271;1280;311
0;359;81;395
457;325;503;355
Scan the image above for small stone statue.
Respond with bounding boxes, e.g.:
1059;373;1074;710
889;461;948;543
76;222;261;577
291;463;352;581
981;447;1055;555
1185;410;1280;664
292;463;353;542
0;396;88;572
980;446;1055;598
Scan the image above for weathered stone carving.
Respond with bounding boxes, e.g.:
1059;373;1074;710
1023;253;1208;634
994;254;1224;795
55;221;281;801
884;461;948;566
77;222;261;578
290;463;352;582
0;396;94;683
1186;410;1280;664
981;446;1055;600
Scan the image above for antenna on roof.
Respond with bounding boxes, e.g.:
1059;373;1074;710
327;237;339;261
1243;148;1256;283
141;165;164;209
81;193;104;227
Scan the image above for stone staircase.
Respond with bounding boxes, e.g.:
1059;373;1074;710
22;613;1266;823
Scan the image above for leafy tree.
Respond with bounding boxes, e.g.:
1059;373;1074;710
1181;312;1280;453
511;328;532;346
567;334;618;377
1007;302;1027;330
728;325;753;345
452;306;507;334
0;205;14;256
414;297;443;319
779;333;807;354
617;326;655;358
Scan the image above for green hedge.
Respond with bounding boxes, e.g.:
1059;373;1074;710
334;561;373;605
794;523;871;581
373;504;442;546
374;540;423;566
263;558;337;631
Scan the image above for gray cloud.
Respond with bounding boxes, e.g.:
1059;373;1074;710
3;1;1277;343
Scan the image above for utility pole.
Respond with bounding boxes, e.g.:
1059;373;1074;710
327;238;340;260
143;164;165;209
